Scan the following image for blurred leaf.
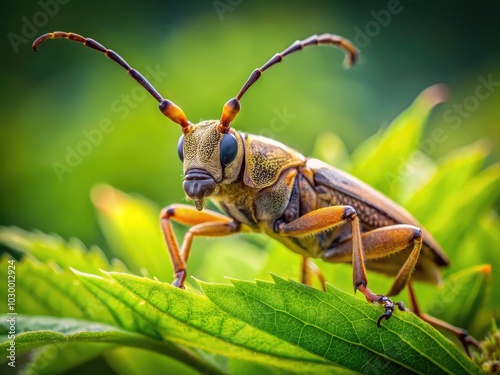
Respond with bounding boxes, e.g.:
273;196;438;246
227;358;355;375
428;163;500;253
427;265;492;332
24;343;110;375
91;184;171;280
256;241;303;282
474;215;500;319
200;236;269;283
452;213;500;327
0;255;115;322
0;315;214;374
200;275;481;374
0;226;124;274
351;84;448;197
311;132;351;171
104;347;201;375
405;141;490;223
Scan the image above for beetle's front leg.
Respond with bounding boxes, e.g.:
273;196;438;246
160;204;239;288
276;205;404;325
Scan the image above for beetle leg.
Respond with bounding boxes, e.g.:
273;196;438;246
355;284;407;326
324;224;425;323
276;205;367;284
160;204;239;288
277;206;411;324
276;206;371;296
360;225;423;297
407;282;479;356
322;224;423;296
302;257;327;291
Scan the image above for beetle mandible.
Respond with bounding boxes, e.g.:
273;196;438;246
33;31;477;350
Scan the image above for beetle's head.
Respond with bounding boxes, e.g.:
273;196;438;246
177;119;244;210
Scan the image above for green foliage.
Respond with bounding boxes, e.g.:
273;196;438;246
473;321;500;374
351;84;448;197
200;277;479;374
1;86;497;374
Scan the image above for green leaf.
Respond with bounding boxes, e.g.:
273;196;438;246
311;132;351;171
91;271;344;374
404;141;489;222
351;84;448;197
458;213;500;323
91;184;171;280
24;343;111;375
200;236;269;283
0;226;124;273
104;347;201;375
0;245;343;374
427;265;492;332
0;315;217;375
0;256;115;322
428;163;500;254
200;275;481;375
72;270;162;339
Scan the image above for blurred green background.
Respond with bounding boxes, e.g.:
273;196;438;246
1;0;499;249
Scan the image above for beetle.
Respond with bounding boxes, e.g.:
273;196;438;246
33;31;477;350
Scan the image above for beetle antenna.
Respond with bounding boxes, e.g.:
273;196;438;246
33;31;192;134
218;33;359;133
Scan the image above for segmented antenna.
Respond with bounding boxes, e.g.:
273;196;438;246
218;33;359;133
33;31;192;134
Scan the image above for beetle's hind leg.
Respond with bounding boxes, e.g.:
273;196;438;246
276;205;407;323
407;282;479;356
321;223;425;324
353;284;406;326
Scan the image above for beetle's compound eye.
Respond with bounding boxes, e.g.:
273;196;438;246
177;134;184;161
220;133;238;166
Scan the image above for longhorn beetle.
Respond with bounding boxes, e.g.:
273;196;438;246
33;31;477;351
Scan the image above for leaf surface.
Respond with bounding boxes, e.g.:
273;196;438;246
200;275;481;375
